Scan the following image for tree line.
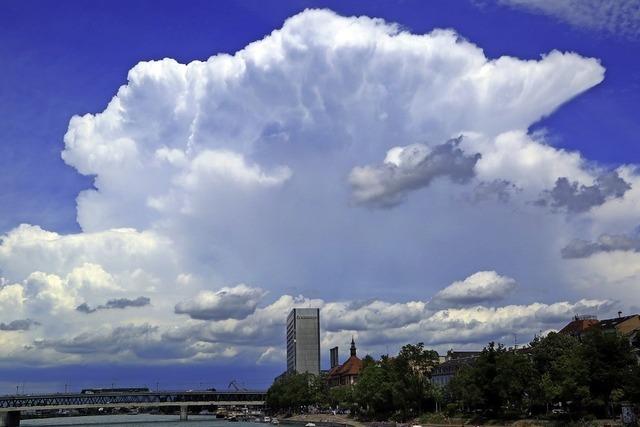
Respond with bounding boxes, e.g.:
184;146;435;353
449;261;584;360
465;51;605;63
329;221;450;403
266;343;439;420
266;330;640;421
448;331;640;419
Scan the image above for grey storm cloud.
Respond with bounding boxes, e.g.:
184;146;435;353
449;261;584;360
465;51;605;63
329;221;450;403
0;318;40;331
536;171;630;213
349;137;482;208
562;230;640;259
76;296;151;314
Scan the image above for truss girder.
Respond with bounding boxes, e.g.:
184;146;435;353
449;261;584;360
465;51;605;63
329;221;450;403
0;391;266;411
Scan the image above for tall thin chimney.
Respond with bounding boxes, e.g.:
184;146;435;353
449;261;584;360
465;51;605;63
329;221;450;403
330;346;339;368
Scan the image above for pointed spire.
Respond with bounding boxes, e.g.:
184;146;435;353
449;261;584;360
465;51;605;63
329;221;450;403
350;336;357;357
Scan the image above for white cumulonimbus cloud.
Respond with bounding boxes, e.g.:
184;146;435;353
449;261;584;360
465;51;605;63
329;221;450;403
0;9;637;367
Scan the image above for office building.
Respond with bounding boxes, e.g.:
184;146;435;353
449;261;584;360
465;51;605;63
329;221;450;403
286;308;321;375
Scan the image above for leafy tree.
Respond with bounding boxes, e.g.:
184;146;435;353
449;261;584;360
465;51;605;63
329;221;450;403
353;356;394;420
266;372;326;413
448;364;483;411
361;354;376;369
580;330;637;416
391;343;440;418
446;342;535;416
493;346;535;415
529;332;589;413
329;385;354;409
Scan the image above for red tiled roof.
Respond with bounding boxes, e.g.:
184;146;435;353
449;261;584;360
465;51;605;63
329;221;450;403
559;318;599;335
327;355;362;378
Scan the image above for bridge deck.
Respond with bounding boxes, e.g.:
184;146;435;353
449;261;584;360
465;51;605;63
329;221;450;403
0;391;266;412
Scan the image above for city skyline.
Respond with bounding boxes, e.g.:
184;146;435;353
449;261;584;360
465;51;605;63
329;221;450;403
1;0;639;392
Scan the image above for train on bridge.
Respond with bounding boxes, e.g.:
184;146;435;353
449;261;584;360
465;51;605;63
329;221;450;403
80;388;150;395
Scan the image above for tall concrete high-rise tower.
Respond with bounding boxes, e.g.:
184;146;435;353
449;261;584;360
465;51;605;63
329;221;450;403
286;308;320;375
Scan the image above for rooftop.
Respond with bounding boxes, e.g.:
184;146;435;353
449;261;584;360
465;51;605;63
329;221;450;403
599;314;639;329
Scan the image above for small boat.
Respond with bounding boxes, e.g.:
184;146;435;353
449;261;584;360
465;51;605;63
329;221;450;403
271;419;279;425
254;418;262;423
305;423;316;427
263;417;271;423
227;415;238;422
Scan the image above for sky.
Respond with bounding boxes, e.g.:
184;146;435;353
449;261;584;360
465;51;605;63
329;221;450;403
0;0;639;392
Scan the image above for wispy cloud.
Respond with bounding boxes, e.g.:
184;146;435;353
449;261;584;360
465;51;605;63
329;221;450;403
499;0;640;39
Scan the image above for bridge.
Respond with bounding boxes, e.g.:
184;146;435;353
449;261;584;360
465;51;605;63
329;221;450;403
0;390;266;427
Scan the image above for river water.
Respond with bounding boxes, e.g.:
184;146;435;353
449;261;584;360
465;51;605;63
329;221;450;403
22;415;268;427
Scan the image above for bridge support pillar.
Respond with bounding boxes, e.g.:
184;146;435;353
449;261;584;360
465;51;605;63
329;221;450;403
179;406;188;421
0;411;20;427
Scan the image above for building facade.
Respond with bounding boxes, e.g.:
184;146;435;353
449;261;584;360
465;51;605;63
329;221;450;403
286;308;321;376
430;350;481;388
327;338;363;387
599;314;640;335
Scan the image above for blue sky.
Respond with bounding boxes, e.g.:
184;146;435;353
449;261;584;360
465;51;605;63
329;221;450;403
0;0;639;391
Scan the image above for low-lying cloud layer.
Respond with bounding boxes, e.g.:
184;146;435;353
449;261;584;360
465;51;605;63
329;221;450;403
32;280;614;363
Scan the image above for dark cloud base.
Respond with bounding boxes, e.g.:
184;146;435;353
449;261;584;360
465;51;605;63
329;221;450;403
76;297;151;314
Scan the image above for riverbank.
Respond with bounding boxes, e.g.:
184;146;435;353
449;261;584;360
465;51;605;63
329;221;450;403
280;414;623;427
282;414;366;427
